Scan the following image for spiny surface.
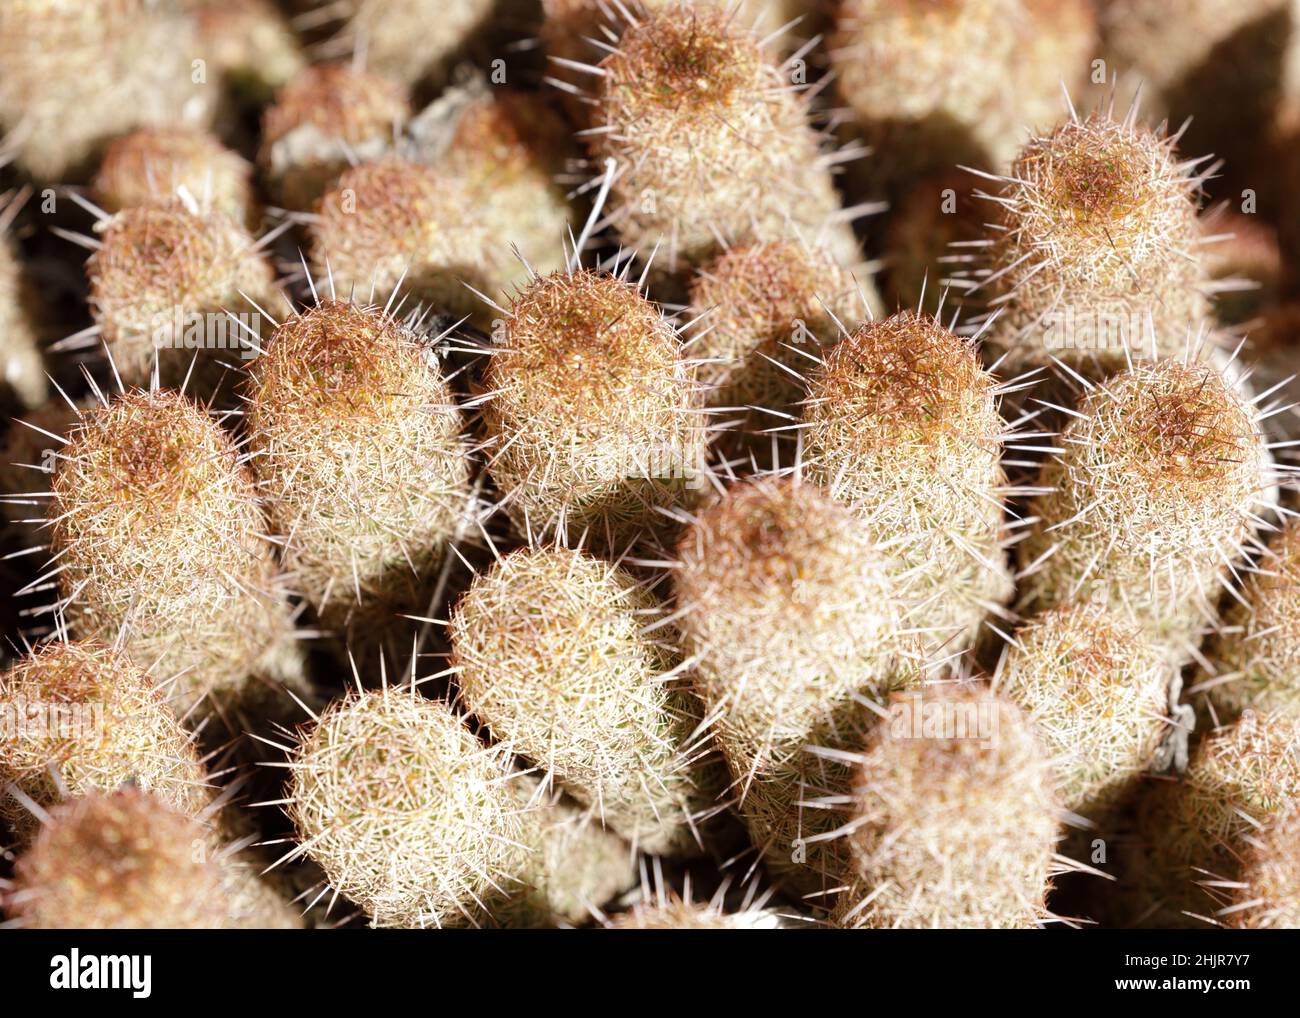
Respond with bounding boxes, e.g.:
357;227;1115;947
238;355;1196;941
802;310;1012;656
1017;360;1268;661
245;301;470;644
835;687;1060;928
450;545;703;854
480;269;704;552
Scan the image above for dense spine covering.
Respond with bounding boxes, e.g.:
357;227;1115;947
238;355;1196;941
996;603;1170;818
45;389;301;718
584;2;862;276
674;476;915;895
93;127;261;230
0;0;217;181
1017;360;1269;661
259;63;410;212
0;640;209;842
831;0;1096;187
450;545;704;854
965;110;1211;378
834;687;1060;928
244;301;471;646
1222;804;1300;928
287;686;632;928
1197;518;1300;721
801;311;1013;656
1132;710;1300;926
86;199;282;399
478;269;705;552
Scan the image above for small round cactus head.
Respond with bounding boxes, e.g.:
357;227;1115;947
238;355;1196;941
86;198;281;401
1222;803;1300;929
244;299;471;648
802;309;1013;656
834;686;1060;928
479;268;705;553
996;603;1171;819
674;474;917;894
968;109;1210;379
685;238;867;457
287;686;533;928
260;62;410;211
93;126;261;229
4;787;230;929
46;389;299;717
0;639;210;843
831;0;1096;189
450;544;704;854
1017;359;1270;660
1133;710;1300;926
605;897;784;929
585;0;860;275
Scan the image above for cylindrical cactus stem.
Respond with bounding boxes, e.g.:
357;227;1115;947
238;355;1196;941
1130;710;1300;927
42;389;302;721
831;686;1061;928
1195;517;1300;722
673;475;917;898
1221;803;1300;928
244;300;471;651
963;110;1212;383
685;239;869;460
259;63;410;213
0;639;210;843
3;786;301;929
830;0;1096;196
478;268;706;554
1017;360;1271;663
85;199;282;403
449;545;707;855
93;127;262;230
801;310;1014;658
286;686;632;928
995;603;1171;823
584;1;864;277
0;0;217;181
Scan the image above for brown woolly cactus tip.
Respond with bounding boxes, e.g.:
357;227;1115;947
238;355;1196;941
45;389;301;718
0;0;217;181
1222;803;1300;928
0;639;210;843
883;169;985;312
85;198;282;400
831;0;1095;190
1132;709;1300;927
685;239;866;453
674;474;916;896
480;268;705;552
801;310;1012;656
1197;518;1300;721
0;232;48;413
996;603;1171;820
259;62;409;211
287;685;629;928
4;787;230;929
586;1;862;276
320;0;497;89
244;300;470;647
195;0;306;104
1199;208;1281;326
93;127;261;230
449;545;705;855
967;109;1211;378
1017;360;1270;661
833;687;1061;928
309;156;496;320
